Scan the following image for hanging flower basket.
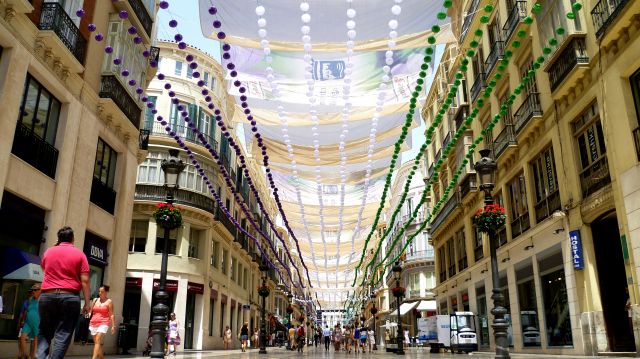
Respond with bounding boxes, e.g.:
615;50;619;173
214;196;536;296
370;306;378;315
391;286;405;298
286;305;294;314
258;285;270;297
473;204;507;233
153;202;183;230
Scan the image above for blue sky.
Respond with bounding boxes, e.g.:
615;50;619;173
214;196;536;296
157;1;221;61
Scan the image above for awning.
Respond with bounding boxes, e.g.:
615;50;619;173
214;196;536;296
1;247;43;282
416;300;437;311
389;302;420;316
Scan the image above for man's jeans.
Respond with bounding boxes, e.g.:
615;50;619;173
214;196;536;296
324;336;330;350
37;293;81;359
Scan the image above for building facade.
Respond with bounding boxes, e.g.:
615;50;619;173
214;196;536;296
0;0;157;356
125;41;288;350
427;0;640;355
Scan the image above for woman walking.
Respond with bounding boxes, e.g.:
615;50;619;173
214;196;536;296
239;322;249;352
367;327;375;353
224;325;232;350
18;284;41;359
344;325;352;353
88;285;115;359
166;313;180;355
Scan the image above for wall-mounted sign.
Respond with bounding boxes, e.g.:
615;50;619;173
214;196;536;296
188;282;204;294
569;230;584;270
83;233;108;266
153;279;178;292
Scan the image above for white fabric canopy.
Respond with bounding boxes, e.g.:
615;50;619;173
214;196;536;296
416;300;437;311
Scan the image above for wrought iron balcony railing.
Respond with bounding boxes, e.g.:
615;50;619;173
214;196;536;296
484;41;504;76
100;75;142;128
513;92;543;134
460;172;477;199
503;1;528;42
591;0;630;38
429;190;461;233
579;155;611;197
215;206;238;238
470;73;486;103
11;122;59;179
147;121;219;152
534;190;561;223
90;177;116;214
134;184;216;214
460;0;480;43
493;124;517;159
37;2;87;63
548;37;589;91
128;0;153;37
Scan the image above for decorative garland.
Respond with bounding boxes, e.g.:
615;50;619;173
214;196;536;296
153;202;183;230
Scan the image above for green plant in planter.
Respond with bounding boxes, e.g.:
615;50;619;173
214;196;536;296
473;204;506;233
153;202;183;230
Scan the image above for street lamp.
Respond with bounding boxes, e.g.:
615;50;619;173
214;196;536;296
474;149;510;359
286;292;294;350
392;261;405;355
150;149;185;358
258;261;270;354
370;297;379;350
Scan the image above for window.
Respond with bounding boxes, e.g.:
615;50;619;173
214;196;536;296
222;250;228;275
446;239;456;277
237;264;243;286
129;220;148;252
209;298;216;336
17;74;61;146
199;108;215;140
631;69;640;160
230;256;236;281
211;241;219;268
531;146;561;223
537;0;582;59
438;246;447;283
188;228;200;259
103;14;148;97
155;229;178;255
573;102;610;197
137;153;161;183
93;138;118;189
473;220;483;261
203;71;210;86
516;262;541;347
455;229;467;271
243;269;248;289
143;96;157;129
187;65;194;79
409;272;420;292
323;185;338;194
507;172;529;239
175;60;183;76
539;250;573;346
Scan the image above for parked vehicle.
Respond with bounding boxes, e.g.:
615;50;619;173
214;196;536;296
426;312;478;353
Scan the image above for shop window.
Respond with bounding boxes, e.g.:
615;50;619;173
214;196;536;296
516;262;541;347
188;228;201;259
539;250;573;346
129;220;148;252
531;146;561;223
155;229;178;255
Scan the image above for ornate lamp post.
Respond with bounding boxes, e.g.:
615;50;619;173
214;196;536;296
150;149;185;358
370;300;379;350
392;261;405;355
474;149;510;359
258;262;270;354
286;292;294;350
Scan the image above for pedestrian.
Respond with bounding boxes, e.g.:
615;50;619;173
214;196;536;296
344;325;353;353
354;324;361;353
404;328;410;346
288;325;296;350
367;327;375;353
167;313;180;355
239;322;249;352
37;226;91;359
334;324;342;351
223;325;232;350
322;324;331;351
253;327;259;348
18;284;41;359
296;323;306;352
385;329;391;346
88;285;116;359
359;325;367;352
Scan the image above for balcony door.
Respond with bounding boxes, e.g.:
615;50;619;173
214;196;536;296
44;0;84;25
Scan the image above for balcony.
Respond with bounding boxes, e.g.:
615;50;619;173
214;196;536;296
592;0;630;38
215;206;237;239
138;129;150;150
510;212;530;239
100;75;142;129
442;131;453;150
548;37;589;92
149;46;160;64
503;1;528;42
147;121;218;151
453;104;469;131
36;2;87;65
579;155;611;198
493;124;517;159
128;0;153;37
634;128;640;161
90;177;116;214
428;163;435;179
134;184;216;214
405;250;435;263
534;190;561;223
513;92;543;135
429;190;461;234
460;0;480;43
460;172;477;199
470;73;486;103
484;41;504;77
11;122;58;179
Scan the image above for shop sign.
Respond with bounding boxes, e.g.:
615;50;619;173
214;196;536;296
187;282;204;294
126;277;143;288
83;234;108;266
569;230;584;270
153;279;179;292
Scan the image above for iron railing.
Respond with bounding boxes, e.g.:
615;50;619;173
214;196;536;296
454;104;469;131
442;131;453;150
510;212;530;239
90;177;116;214
215;206;237;238
429;190;461;233
579;155;611;197
128;0;153;37
592;0;630;38
503;1;528;42
138;129;150;150
493;124;517;159
405;250;435;263
11;122;59;179
149;46;160;65
548;37;589;91
513;92;543;134
484;41;505;76
634;128;640;161
37;2;87;63
100;75;142;128
460;0;480;42
470;73;486;103
134;184;216;214
147;121;219;151
534;190;561;223
460;173;477;199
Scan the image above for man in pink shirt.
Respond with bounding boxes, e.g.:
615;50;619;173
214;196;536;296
37;227;91;359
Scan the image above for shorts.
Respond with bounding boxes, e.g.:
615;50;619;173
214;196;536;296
241;335;249;340
360;338;367;344
22;321;39;339
89;325;109;336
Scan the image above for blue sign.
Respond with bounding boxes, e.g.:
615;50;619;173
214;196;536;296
569;230;584;270
312;60;345;81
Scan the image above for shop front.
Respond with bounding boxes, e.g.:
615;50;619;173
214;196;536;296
83;232;109;298
184;281;204;349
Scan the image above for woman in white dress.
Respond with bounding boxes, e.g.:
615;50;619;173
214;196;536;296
367;327;375;353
